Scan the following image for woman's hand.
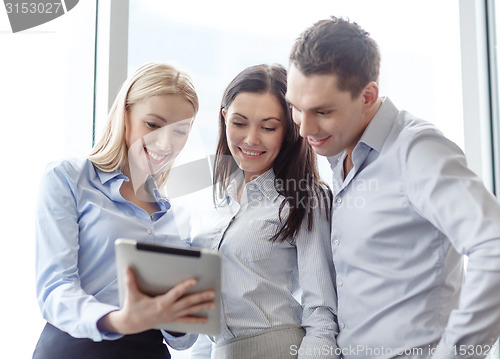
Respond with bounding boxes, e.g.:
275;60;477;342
98;267;215;335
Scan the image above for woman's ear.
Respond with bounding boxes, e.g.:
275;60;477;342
123;108;130;135
221;108;227;125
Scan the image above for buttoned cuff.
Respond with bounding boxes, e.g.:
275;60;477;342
162;331;198;350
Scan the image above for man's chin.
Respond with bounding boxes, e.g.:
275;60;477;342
311;146;335;157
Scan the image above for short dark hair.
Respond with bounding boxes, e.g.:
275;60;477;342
214;64;331;243
289;16;380;98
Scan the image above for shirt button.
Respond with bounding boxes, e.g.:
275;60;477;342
341;323;346;329
257;196;263;201
146;229;152;235
337;280;343;286
249;184;256;190
336;197;342;204
334;239;340;245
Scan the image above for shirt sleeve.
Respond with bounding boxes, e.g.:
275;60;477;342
35;162;120;341
295;195;340;359
404;131;500;358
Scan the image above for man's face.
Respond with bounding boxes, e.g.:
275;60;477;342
286;64;370;157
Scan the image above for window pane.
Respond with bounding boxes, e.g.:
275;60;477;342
128;0;463;169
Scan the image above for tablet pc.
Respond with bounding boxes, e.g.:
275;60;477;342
114;238;221;335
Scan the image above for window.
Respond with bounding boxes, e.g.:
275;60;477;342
127;0;464;190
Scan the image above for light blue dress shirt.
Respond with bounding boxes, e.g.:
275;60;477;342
190;169;339;358
329;98;500;358
35;157;195;348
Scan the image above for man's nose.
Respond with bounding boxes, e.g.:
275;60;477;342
297;112;319;138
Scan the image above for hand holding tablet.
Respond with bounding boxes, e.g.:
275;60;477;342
112;239;221;335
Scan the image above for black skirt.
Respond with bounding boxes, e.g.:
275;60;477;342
32;323;171;359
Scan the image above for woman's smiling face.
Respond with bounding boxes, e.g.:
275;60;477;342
223;92;285;182
125;94;195;176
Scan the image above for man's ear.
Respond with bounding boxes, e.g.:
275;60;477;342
362;81;379;107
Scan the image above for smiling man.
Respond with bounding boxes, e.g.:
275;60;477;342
286;16;500;359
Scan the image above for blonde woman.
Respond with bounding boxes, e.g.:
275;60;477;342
33;63;215;359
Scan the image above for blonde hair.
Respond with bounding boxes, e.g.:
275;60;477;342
89;62;199;187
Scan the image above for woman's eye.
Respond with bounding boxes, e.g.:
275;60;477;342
263;127;276;132
231;121;245;127
146;122;160;129
173;129;187;136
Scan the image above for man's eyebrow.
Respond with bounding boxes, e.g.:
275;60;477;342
285;100;333;112
308;104;334;112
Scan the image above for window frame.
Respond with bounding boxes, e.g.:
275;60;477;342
485;0;500;196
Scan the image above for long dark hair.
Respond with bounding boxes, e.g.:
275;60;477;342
213;64;332;243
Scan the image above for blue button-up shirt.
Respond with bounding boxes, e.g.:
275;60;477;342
190;169;339;358
35;157;194;348
330;98;500;358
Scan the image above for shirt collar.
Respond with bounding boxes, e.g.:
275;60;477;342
226;170;243;202
326;97;399;169
358;97;399;153
144;175;170;207
95;166;170;210
95;167;127;184
225;168;280;203
327;153;343;170
247;168;280;203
